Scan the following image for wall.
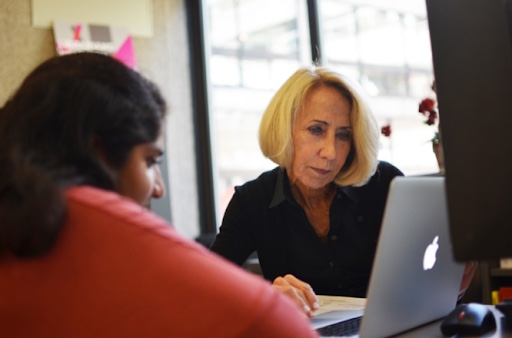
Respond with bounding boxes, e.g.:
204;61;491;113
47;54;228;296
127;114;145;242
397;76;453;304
0;0;201;239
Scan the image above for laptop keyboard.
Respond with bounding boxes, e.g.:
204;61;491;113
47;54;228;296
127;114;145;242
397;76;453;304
316;316;361;337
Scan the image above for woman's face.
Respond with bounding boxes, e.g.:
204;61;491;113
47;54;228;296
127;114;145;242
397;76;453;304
288;85;352;191
116;134;165;208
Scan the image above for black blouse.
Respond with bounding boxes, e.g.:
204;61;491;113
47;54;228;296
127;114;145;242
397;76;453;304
210;161;404;298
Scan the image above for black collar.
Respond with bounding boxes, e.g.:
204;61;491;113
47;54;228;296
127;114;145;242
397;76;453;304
268;168;360;208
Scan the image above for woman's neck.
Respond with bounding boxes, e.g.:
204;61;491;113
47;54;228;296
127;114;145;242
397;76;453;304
289;179;336;211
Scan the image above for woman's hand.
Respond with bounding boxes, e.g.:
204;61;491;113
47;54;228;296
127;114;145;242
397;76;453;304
272;274;320;318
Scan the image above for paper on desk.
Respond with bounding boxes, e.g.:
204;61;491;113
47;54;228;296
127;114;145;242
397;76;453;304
315;295;366;316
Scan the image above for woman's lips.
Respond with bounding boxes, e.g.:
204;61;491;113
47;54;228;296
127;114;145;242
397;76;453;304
312;168;331;176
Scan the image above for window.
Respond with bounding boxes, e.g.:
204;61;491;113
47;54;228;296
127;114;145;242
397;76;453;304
319;0;437;175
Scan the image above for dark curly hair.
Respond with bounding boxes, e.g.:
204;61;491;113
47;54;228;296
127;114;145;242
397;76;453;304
0;52;167;258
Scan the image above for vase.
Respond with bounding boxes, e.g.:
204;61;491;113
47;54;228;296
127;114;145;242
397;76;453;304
432;140;445;174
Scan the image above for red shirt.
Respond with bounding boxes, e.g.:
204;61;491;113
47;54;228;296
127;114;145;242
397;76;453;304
0;186;318;338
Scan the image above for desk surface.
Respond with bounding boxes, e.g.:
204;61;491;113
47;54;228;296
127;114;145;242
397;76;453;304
315;296;512;337
384;306;511;338
321;305;512;337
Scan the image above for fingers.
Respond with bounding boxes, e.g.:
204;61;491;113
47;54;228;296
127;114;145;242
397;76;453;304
282;274;319;310
273;274;319;318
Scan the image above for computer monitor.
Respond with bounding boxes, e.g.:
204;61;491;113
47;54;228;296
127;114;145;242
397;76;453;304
426;0;512;262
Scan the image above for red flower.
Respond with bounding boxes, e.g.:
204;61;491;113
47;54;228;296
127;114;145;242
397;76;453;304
418;98;438;126
425;110;438;126
381;124;392;137
419;98;436;113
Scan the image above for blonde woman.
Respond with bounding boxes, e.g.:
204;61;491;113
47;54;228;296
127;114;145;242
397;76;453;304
211;66;404;316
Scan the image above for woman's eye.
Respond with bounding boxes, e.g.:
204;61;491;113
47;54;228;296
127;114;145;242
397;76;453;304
147;157;162;167
337;130;352;141
308;126;323;135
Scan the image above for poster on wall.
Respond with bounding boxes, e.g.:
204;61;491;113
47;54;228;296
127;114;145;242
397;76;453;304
53;21;136;69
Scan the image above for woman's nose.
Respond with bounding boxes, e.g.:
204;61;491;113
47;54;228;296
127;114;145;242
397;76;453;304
320;135;336;160
152;165;165;199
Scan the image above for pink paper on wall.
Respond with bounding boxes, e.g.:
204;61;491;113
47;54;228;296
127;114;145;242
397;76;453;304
53;21;137;69
113;36;136;70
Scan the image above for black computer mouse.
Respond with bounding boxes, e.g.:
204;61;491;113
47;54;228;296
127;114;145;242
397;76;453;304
440;303;497;336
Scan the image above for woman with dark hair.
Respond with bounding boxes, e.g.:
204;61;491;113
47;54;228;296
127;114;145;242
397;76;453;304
0;52;166;258
0;53;318;338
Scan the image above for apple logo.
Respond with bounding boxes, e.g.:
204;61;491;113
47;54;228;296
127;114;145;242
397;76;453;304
423;235;439;270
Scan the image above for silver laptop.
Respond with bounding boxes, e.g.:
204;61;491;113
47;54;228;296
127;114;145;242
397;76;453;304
312;176;465;337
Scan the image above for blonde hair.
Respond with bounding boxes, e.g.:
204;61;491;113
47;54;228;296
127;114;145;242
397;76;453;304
259;66;379;187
